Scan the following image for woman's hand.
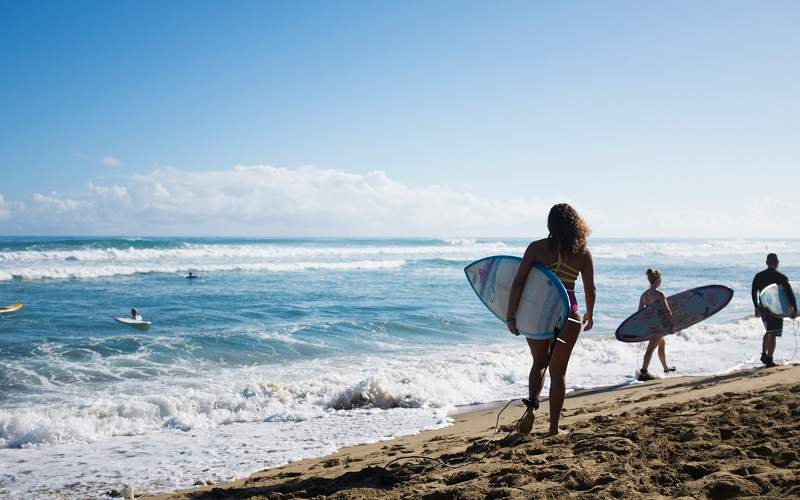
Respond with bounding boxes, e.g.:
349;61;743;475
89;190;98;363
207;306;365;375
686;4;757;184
582;312;593;331
664;313;675;333
506;318;519;336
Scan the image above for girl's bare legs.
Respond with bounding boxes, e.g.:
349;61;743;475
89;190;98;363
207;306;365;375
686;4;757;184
518;338;549;434
546;317;581;436
641;338;659;372
526;339;550;399
657;338;670;371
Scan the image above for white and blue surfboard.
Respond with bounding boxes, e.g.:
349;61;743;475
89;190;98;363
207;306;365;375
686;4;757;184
465;256;569;340
759;282;799;318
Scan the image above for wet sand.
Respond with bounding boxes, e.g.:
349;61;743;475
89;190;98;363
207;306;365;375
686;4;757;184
151;365;800;499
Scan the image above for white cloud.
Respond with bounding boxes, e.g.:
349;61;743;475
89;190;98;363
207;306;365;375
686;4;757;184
101;156;122;168
0;165;795;237
0;165;553;236
117;165;553;236
31;192;83;212
88;183;129;202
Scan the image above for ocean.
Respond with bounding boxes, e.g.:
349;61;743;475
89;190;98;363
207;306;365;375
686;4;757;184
0;237;798;498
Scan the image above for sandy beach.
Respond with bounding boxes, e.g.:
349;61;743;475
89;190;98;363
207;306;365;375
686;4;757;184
151;364;800;499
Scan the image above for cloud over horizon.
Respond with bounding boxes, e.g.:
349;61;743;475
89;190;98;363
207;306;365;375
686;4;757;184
101;156;123;168
0;165;796;237
0;165;554;236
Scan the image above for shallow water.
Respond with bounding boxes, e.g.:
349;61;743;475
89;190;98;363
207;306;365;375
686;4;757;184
0;237;798;498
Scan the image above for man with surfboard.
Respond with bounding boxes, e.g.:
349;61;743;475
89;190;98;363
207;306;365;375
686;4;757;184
752;253;797;367
505;203;596;437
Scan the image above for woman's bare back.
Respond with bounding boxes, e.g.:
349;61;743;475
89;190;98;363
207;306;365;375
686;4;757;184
641;288;664;307
529;239;587;280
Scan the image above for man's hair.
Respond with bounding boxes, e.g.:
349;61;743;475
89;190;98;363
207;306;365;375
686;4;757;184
766;253;779;265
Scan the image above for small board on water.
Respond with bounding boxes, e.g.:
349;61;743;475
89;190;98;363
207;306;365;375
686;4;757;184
615;285;733;342
114;317;151;329
0;303;23;315
465;256;569;340
759;282;799;318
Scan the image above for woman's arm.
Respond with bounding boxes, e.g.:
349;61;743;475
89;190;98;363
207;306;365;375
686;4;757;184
659;291;674;329
638;293;645;311
581;249;596;331
506;242;537;335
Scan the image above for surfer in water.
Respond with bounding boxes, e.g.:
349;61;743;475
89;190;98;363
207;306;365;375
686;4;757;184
752;253;797;367
637;268;675;381
506;203;595;436
131;308;142;321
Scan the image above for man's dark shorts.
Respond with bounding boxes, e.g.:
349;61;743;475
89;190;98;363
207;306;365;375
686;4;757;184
762;314;783;337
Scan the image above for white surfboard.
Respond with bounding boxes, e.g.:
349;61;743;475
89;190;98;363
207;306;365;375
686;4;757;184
114;317;151;329
759;282;799;318
465;256;569;340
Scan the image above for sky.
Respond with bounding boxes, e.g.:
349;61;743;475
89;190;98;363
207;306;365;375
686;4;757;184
0;0;798;237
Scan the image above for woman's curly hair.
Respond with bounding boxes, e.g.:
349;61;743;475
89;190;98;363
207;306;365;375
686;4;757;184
547;203;591;256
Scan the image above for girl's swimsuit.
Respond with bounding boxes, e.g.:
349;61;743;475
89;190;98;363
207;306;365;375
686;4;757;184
566;290;580;316
547;254;581;316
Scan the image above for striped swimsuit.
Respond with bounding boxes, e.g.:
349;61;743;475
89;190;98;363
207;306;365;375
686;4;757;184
547;254;581;316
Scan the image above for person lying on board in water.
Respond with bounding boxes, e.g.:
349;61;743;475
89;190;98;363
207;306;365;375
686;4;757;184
637;268;675;381
506;203;596;437
752;253;797;368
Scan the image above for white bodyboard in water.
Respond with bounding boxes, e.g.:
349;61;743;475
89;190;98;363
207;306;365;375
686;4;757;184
114;317;151;329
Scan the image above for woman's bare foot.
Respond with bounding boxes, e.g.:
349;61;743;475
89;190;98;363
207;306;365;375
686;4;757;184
517;408;535;435
546;428;569;437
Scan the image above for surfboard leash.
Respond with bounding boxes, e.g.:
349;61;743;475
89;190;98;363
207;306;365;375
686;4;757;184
376;323;567;483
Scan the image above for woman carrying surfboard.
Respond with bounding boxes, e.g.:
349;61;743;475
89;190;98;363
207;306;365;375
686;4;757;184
637;268;676;381
506;203;595;437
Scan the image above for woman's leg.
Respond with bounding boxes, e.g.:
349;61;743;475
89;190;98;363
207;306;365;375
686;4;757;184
641;339;659;371
657;338;668;371
517;338;549;434
546;317;581;435
526;338;550;400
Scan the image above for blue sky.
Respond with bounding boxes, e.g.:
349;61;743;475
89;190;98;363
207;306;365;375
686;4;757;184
1;1;798;237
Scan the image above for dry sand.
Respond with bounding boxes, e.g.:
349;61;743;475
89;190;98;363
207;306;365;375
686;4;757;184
151;365;800;499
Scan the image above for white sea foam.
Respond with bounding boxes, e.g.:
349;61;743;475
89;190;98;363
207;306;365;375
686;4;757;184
1;316;794;498
0;317;784;448
3;238;797;281
0;241;516;281
591;239;800;260
0;259;408;281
